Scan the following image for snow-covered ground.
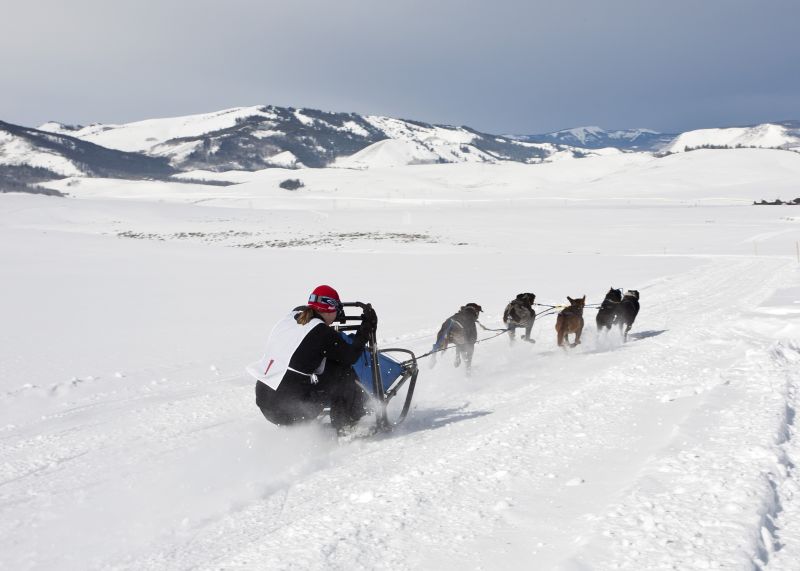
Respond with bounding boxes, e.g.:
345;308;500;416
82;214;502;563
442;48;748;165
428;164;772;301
2;148;800;570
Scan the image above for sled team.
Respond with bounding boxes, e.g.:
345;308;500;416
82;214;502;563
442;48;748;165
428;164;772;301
432;288;640;375
249;284;640;431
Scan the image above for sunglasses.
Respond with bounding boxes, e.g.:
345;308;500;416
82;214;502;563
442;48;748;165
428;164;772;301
309;294;342;310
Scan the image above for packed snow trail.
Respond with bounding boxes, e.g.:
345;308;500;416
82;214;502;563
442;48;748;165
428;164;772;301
3;256;798;570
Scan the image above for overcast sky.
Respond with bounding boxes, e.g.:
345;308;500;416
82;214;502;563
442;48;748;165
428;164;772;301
2;0;798;134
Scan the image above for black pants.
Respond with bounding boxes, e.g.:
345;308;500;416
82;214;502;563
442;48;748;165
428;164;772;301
255;362;366;429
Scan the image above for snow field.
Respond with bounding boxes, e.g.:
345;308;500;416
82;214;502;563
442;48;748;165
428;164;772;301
2;149;800;569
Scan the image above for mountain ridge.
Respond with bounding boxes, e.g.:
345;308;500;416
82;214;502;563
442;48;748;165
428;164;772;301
2;106;798;191
0;120;176;193
36;105;563;172
511;126;678;151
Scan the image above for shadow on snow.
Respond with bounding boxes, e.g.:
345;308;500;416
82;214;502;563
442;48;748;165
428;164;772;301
392;405;492;437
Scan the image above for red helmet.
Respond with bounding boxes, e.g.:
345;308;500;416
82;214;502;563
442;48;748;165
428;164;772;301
308;285;341;313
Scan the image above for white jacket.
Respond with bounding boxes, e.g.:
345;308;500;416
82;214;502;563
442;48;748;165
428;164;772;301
246;311;326;390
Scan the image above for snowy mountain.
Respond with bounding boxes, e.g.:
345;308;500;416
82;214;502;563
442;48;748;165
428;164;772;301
514;126;678;151
0;120;175;185
38;106;566;171
15;106;800;181
516;121;800;154
665;120;800;153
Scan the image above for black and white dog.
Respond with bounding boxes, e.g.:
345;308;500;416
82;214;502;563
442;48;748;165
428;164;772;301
432;303;483;374
503;293;536;343
617;290;640;341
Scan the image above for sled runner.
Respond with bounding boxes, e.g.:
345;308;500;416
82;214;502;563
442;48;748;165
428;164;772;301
336;302;419;430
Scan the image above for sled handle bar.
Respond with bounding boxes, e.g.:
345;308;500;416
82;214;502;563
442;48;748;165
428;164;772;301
335;301;369;325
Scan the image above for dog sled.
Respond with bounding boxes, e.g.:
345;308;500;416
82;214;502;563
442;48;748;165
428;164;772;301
336;302;420;430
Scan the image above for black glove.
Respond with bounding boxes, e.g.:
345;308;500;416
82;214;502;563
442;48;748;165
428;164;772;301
360;304;378;335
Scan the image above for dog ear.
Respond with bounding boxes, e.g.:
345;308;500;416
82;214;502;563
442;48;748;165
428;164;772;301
567;296;574;303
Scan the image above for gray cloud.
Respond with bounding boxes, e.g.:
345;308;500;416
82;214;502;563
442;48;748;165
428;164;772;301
2;0;798;133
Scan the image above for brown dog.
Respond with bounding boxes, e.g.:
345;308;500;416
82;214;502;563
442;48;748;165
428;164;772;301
555;296;585;347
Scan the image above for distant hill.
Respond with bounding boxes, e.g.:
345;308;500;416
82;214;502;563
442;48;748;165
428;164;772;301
0;121;175;180
664;121;800;153
514;122;800;154
37;106;576;171
512;126;678;152
2;106;796;188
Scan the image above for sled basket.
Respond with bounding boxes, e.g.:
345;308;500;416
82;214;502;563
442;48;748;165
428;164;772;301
339;332;419;426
